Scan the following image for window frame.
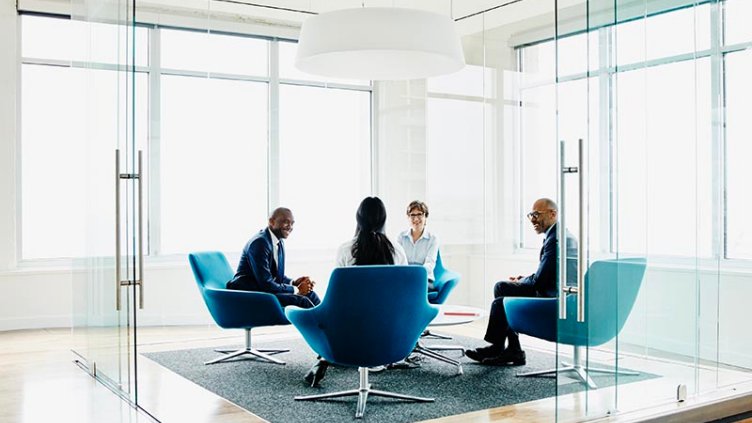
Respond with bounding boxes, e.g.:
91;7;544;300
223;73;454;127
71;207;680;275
17;13;374;264
515;1;752;263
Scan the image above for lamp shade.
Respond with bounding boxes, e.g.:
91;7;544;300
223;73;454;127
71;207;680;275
295;7;465;81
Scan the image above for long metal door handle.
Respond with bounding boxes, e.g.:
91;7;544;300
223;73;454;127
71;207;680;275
137;150;144;309
577;138;585;322
558;140;567;320
115;150;121;311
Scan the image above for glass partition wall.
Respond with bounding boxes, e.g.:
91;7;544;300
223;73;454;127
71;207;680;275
67;0;142;404
543;0;752;420
57;0;752;421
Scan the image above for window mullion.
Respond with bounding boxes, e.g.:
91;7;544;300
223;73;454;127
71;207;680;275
709;1;724;260
268;40;280;213
148;27;161;256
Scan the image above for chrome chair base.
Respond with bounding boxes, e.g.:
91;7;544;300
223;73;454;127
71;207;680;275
295;367;433;419
421;329;453;340
413;343;464;375
205;328;288;365
516;347;639;389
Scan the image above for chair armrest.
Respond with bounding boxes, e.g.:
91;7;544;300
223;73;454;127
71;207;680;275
434;269;460;288
430;270;460;305
202;288;289;328
285;306;335;361
504;297;558;342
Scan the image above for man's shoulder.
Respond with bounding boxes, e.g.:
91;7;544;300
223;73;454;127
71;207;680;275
247;229;272;249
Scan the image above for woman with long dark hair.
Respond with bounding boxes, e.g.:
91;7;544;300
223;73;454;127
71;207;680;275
336;196;407;266
305;197;406;387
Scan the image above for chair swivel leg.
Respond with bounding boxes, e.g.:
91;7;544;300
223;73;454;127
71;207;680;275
205;329;288;365
295;367;433;419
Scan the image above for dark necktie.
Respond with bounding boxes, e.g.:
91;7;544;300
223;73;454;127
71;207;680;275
277;241;285;280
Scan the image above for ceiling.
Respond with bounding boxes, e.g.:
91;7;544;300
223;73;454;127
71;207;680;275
207;0;514;21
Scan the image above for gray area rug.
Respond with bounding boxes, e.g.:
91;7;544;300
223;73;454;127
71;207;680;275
144;335;656;422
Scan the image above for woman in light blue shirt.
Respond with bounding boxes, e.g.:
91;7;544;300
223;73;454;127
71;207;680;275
397;200;440;291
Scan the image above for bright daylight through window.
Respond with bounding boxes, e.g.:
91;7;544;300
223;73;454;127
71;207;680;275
20;16;372;260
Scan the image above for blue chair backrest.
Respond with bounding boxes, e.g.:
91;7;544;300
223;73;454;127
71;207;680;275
189;251;234;291
434;249;447;280
560;258;646;346
189;251;289;329
430;249;460;304
309;265;438;367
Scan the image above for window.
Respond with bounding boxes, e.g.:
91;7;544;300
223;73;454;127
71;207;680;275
278;85;371;250
20;15;148;260
21;14;148;66
425;65;493;245
724;50;752;259
615;60;712;257
724;0;752;46
20;16;373;261
160;29;268;76
159;76;268;254
516;2;741;259
426;97;487;244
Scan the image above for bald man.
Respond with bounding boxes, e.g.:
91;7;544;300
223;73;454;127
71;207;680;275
466;198;577;366
226;207;320;309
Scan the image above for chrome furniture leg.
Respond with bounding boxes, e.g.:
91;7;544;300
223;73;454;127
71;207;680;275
295;367;433;419
205;329;289;365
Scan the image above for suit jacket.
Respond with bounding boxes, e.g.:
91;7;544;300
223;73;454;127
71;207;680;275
521;223;578;297
226;228;294;294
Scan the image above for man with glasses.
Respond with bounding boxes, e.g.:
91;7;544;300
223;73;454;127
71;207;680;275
466;198;577;366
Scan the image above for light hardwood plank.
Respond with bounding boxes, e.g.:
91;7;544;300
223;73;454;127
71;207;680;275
2;324;751;423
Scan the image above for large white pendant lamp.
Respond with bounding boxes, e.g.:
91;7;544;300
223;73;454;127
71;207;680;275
295;7;465;81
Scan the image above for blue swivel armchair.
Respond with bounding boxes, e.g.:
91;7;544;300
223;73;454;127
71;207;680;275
286;265;439;419
504;258;647;388
189;251;291;365
414;249;466;373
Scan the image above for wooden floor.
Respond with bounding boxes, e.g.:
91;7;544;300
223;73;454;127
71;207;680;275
2;323;752;423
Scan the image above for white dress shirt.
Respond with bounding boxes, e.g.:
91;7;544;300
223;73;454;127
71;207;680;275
335;236;408;267
397;229;439;281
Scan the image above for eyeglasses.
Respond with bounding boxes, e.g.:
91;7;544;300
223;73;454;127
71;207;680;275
527;210;551;220
408;213;425;218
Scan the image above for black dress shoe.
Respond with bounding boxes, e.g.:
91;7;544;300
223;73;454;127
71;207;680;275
465;345;503;362
482;348;526;366
304;359;329;387
386;359;421;370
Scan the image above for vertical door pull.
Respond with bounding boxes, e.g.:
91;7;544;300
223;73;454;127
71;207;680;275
558;140;568;319
115;150;121;311
576;138;585;322
558;139;586;322
136;150;144;309
114;149;145;310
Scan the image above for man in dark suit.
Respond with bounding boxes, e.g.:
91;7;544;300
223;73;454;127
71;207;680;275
466;198;577;365
226;207;320;309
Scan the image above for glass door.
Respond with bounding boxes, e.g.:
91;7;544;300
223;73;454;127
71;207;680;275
553;0;710;420
71;0;143;405
553;1;618;414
